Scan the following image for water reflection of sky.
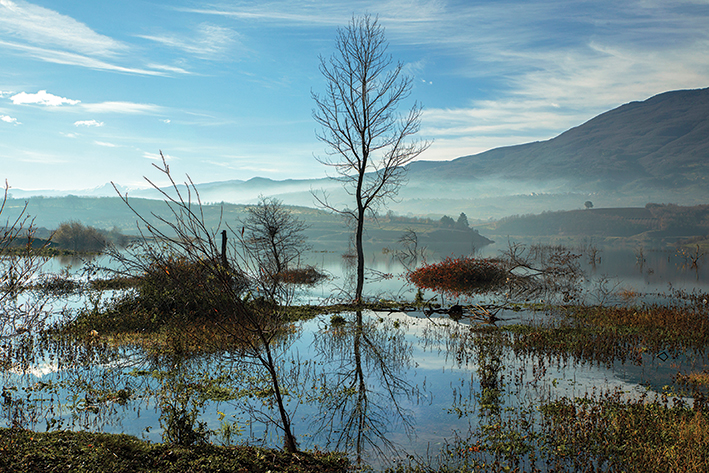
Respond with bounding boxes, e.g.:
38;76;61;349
4;310;693;468
33;241;709;303
3;244;709;468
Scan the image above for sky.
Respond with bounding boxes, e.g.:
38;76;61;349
1;0;708;192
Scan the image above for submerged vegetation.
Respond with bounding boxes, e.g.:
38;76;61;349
2;168;709;472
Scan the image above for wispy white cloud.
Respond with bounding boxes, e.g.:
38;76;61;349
11;90;80;106
423;99;590;137
176;4;343;25
1;114;20;124
0;0;126;56
0;40;169;76
81;101;163;114
138;23;242;60
74;119;104;127
94;141;117;147
143;151;177;161
145;63;192;75
0;1;178;76
16;149;66;164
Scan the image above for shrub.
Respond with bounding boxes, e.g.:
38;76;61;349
133;256;247;328
408;256;508;297
52;221;108;253
275;266;326;285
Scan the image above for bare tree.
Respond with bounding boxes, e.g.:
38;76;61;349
501;242;584;303
394;228;426;271
312;15;430;303
241;196;309;302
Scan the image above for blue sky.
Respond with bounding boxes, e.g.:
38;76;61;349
1;0;708;191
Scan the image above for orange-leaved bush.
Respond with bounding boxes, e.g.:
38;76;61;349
408;256;508;297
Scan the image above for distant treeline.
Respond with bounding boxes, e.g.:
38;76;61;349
2;195;491;253
376;211;475;231
2;221;129;253
493;203;709;238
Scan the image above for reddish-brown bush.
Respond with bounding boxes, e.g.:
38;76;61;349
275;266;326;285
408;256;508;297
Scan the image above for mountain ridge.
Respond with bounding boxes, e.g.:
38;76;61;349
9;87;709;219
407;87;709;185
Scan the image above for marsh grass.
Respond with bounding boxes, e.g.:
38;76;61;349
0;427;349;473
498;292;709;369
538;390;709;472
396;391;709;473
403;288;709;472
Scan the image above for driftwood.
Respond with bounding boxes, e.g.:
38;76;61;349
373;302;504;324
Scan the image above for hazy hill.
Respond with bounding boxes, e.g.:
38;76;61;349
109;87;709;217
408;87;709;187
9;87;709;220
489;203;709;245
2;195;492;254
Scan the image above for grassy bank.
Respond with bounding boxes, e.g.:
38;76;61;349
0;428;349;473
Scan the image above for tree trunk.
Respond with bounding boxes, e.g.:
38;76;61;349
353;309;366;464
262;336;298;453
355;207;365;303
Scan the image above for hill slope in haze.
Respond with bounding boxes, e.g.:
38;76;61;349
408;87;709;187
9;88;709;220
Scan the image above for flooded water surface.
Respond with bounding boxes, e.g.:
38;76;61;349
2;243;708;470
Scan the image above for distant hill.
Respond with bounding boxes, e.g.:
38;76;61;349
489;203;709;244
407;87;709;188
9;87;709;221
2;195;492;254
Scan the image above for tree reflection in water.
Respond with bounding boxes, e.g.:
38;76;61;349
310;309;415;465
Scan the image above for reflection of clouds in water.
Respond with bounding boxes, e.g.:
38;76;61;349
10;361;59;377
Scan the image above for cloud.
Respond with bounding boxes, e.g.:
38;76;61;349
81;101;163;114
74;119;104;127
15;149;65;164
11;90;80;106
145;63;192;75
0;40;169;76
0;2;175;76
176;4;343;25
138;23;242;60
143;151;176;161
161;119;171;123
1;114;19;124
94;141;117;147
0;0;125;56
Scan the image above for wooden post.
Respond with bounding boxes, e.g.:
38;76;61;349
221;230;228;268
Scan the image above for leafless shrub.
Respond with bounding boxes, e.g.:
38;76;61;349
109;153;300;452
0;180;55;339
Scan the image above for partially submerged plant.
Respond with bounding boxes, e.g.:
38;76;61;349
407;256;508;298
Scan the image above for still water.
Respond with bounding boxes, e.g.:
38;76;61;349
2;243;708;468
